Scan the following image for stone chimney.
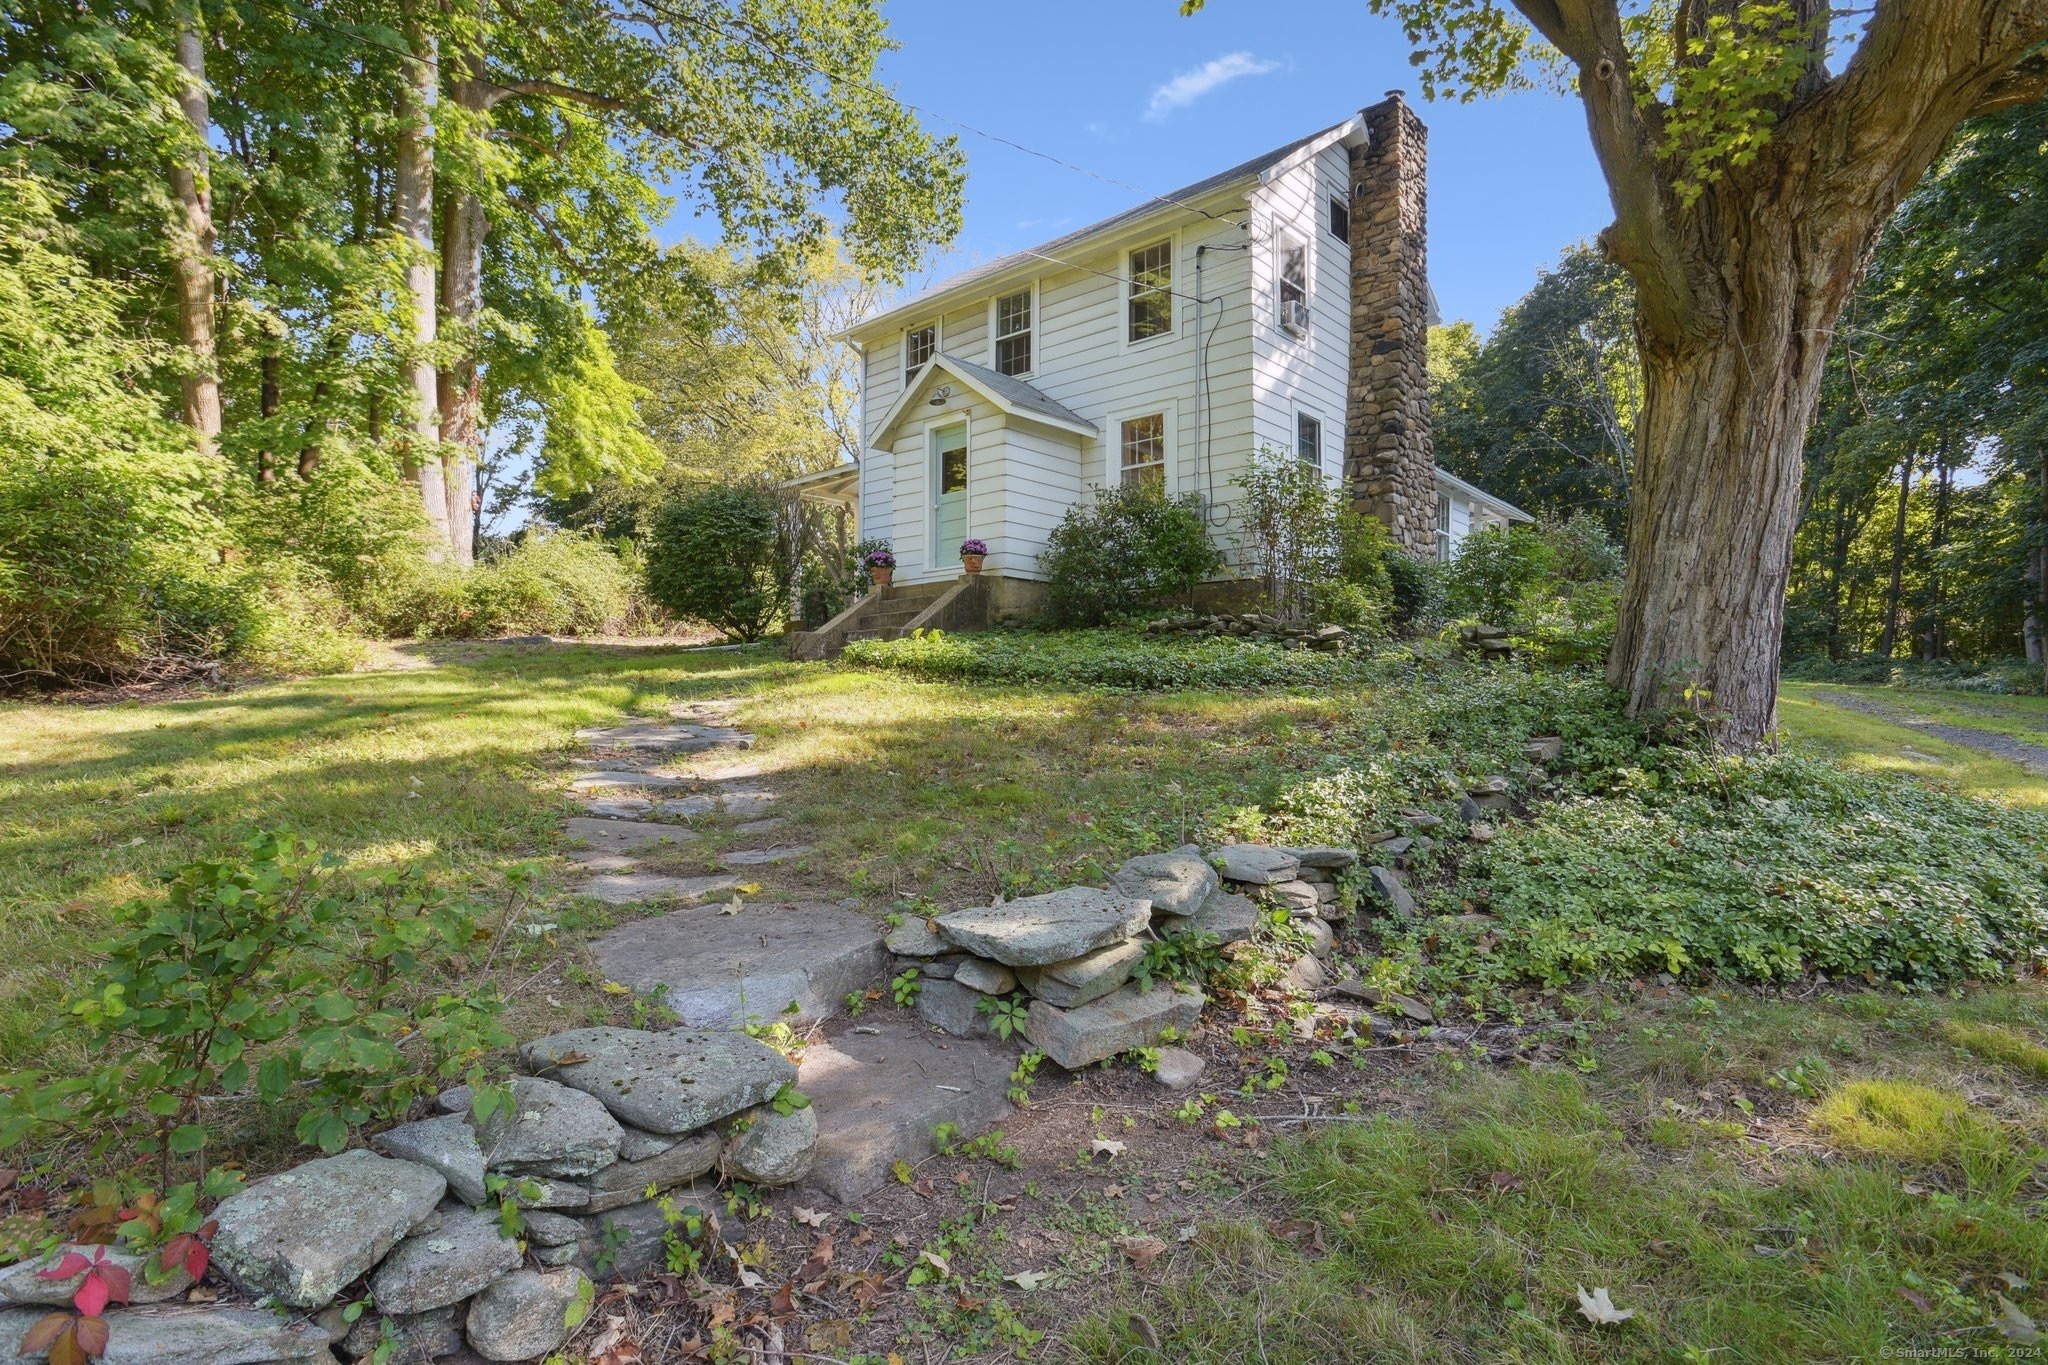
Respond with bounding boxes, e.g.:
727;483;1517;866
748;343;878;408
1345;91;1437;559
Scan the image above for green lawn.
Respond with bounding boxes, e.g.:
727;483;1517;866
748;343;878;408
1780;681;2048;807
8;645;2048;1360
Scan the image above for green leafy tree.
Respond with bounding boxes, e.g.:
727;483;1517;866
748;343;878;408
1188;0;2048;746
644;484;790;641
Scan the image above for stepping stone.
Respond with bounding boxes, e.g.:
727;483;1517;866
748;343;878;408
1023;982;1205;1070
652;794;720;817
936;887;1150;967
564;817;701;853
0;1305;343;1364
715;788;780;817
521;1027;797;1134
576;872;741;906
211;1150;445;1307
733;816;787;836
570;770;696;792
568;852;640;873
718;844;815;868
688;758;774;782
580;796;655;819
799;1019;1018;1202
576;720;755;753
592;900;887;1028
648;789;780;819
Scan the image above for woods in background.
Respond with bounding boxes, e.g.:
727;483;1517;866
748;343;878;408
1432;102;2048;683
0;0;959;681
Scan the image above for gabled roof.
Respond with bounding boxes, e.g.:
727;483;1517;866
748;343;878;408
869;353;1099;445
1435;465;1533;522
854;114;1368;339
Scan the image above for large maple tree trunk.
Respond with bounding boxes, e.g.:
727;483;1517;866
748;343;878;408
168;8;221;454
1607;220;1855;749
395;0;451;556
436;54;490;568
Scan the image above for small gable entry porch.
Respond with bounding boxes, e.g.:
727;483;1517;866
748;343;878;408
866;353;1097;586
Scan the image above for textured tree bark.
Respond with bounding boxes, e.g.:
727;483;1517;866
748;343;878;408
395;0;450;555
436;52;490;568
167;8;221;454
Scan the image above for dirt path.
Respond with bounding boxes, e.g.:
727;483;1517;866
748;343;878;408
1815;689;2048;776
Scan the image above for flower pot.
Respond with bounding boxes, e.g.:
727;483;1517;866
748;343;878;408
961;554;985;575
871;566;894;589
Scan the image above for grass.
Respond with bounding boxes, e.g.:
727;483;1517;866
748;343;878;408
1074;989;2048;1363
1779;682;2048;807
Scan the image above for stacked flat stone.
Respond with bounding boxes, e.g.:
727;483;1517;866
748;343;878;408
0;1026;815;1363
1142;612;1354;653
1456;622;1513;662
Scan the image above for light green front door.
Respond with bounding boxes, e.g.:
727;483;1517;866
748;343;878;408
933;423;968;563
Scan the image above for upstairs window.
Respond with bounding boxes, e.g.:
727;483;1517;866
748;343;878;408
1297;412;1322;469
1128;241;1173;343
1277;233;1307;324
1436;493;1453;562
995;289;1032;376
1328;195;1350;244
904;323;936;386
1120;414;1166;489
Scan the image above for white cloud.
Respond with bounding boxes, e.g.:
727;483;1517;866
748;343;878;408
1144;52;1284;122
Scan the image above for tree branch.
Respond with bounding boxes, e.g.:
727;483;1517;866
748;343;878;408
485;77;634;114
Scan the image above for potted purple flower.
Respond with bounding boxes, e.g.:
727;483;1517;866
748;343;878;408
864;547;897;590
959;538;988;575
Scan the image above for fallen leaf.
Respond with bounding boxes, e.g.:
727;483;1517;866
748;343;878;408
1996;1294;2043;1345
1575;1285;1635;1326
911;1178;938;1199
918;1248;951;1276
1090;1139;1128;1161
1104;1184;1126;1198
1127;1312;1163;1349
1118;1235;1167;1271
791;1207;830;1228
1895;1286;1933;1313
737;882;763;894
1005;1269;1052;1291
1487;1171;1525;1194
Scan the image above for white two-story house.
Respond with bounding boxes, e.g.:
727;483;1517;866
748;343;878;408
790;93;1528;646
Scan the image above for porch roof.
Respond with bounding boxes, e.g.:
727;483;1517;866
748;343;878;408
869;352;1099;446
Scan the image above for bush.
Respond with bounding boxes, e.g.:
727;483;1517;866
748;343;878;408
1311;512;1398;633
1234;451;1396;632
1038;485;1222;627
843;627;1372;691
362;531;637;639
645;484;789;641
0;833;514;1174
1384;551;1445;635
1444;525;1555;625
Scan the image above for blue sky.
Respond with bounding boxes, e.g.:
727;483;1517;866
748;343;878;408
864;0;1614;335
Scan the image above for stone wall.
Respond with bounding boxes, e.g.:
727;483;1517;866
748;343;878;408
1346;91;1438;560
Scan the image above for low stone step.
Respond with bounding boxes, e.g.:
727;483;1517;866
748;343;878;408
843;628;904;644
563;817;701;854
798;1019;1019;1203
575;721;755;754
718;845;816;868
591;900;886;1029
570;771;696;793
575;872;742;906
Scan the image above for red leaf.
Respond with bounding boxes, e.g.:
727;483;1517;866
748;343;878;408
159;1236;188;1274
72;1314;109;1356
94;1262;132;1306
37;1253;88;1281
18;1311;72;1353
72;1272;108;1318
183;1241;210;1281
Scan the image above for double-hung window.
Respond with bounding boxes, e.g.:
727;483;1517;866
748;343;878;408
904;323;936;386
1120;414;1166;489
994;289;1032;376
1436;493;1453;562
1297;412;1322;470
1127;241;1173;343
1277;233;1307;324
1328;195;1350;244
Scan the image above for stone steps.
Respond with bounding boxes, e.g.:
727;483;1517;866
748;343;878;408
591;899;886;1029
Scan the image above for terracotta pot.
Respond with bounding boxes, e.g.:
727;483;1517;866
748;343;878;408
870;566;893;589
961;554;985;575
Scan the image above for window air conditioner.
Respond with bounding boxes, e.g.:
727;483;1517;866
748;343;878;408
1280;300;1311;335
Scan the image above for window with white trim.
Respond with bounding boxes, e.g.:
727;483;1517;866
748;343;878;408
904;323;936;385
1436;493;1453;563
994;289;1032;376
1296;412;1322;470
1277;232;1307;323
1128;241;1173;342
1328;195;1350;244
1119;414;1166;489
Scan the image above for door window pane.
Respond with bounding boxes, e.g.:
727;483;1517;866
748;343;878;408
941;445;968;494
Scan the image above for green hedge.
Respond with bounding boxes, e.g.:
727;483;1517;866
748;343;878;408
841;628;1373;691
